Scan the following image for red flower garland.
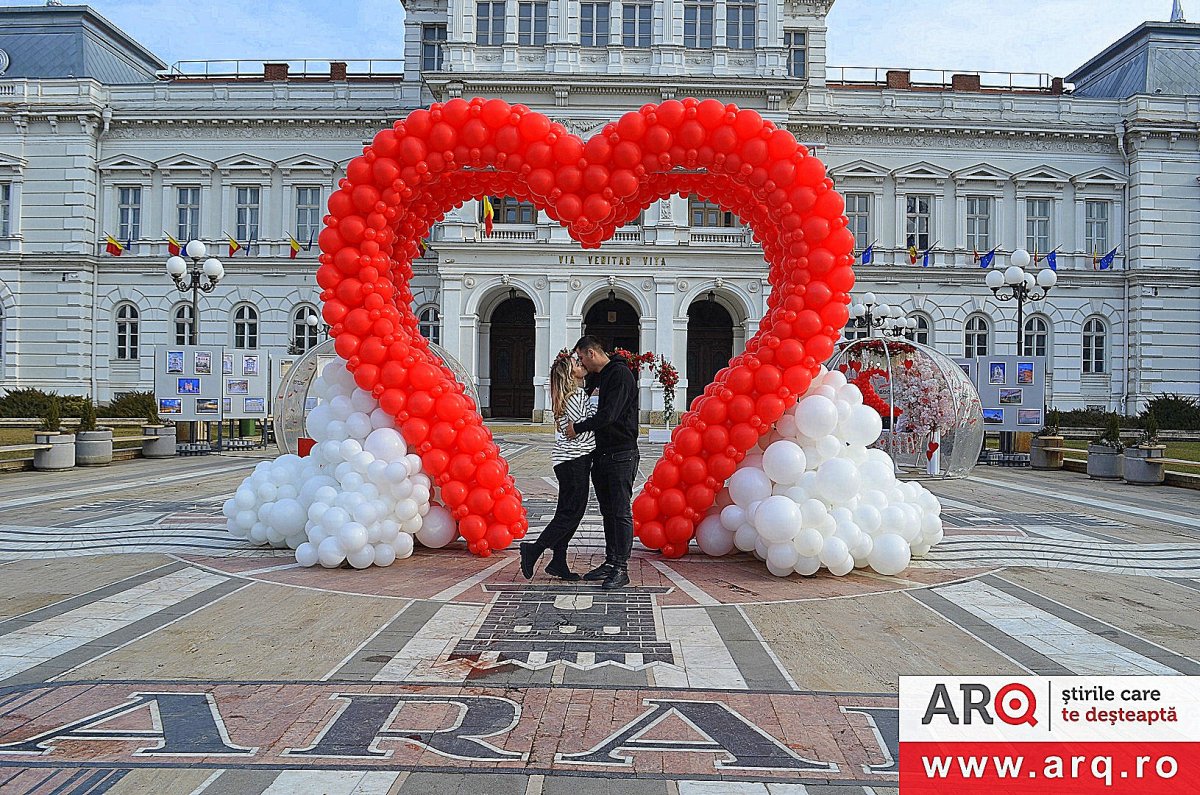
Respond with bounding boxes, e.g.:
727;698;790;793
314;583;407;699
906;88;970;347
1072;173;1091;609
844;365;902;420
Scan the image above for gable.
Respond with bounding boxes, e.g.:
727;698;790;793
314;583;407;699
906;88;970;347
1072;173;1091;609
98;154;153;175
215;153;274;176
278;154;339;176
155;154;214;175
828;159;887;184
1013;165;1071;186
952;163;1012;185
892;161;951;184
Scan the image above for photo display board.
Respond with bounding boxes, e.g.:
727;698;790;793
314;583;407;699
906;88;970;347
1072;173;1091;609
222;349;273;420
968;355;1047;432
154;345;226;422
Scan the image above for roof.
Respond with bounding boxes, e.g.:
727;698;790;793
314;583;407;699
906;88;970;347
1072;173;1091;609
1067;20;1200;98
0;4;166;83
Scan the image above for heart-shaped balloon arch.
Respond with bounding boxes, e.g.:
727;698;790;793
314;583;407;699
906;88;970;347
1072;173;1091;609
317;97;854;558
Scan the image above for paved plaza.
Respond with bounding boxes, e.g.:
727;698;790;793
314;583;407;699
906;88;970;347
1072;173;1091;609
0;435;1198;794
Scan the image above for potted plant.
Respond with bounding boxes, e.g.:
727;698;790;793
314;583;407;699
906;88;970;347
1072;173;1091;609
1124;411;1166;486
141;403;177;459
74;396;113;466
33;396;76;471
1030;408;1065;470
1086;413;1124;481
648;355;679;444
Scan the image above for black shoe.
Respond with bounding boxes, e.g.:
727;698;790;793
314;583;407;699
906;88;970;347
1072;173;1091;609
601;567;630;590
519;543;541;580
582;562;616;582
545;561;581;581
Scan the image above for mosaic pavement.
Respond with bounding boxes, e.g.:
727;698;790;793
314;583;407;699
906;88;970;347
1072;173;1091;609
0;436;1198;794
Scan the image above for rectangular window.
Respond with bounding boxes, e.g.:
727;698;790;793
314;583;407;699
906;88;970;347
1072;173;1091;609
117;186;141;243
0;183;10;237
688;196;736;227
518;1;548;45
1084;199;1110;256
1025;197;1052;255
623;2;652;47
176;186;200;242
295;186;322;245
905;194;933;252
726;0;756;49
844;193;871;252
965;195;991;252
476;1;505;45
483;196;538;224
421;23;446;70
684;0;714;48
785;30;806;78
236;186;261;245
580;2;610;46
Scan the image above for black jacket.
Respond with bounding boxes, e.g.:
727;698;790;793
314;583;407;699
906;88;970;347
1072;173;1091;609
574;358;639;454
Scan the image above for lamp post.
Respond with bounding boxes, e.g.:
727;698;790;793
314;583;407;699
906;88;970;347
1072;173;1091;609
883;315;919;338
305;310;330;340
847;293;900;337
165;240;224;346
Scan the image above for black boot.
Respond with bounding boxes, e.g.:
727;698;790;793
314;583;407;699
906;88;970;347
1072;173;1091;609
601;567;630;590
583;562;616;582
519;543;542;580
545;560;581;581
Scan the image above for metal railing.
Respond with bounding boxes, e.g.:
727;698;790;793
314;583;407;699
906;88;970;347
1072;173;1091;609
827;66;1062;92
164;59;405;79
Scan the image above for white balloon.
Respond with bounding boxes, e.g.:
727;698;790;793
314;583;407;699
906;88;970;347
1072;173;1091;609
365;427;407;461
295;542;319;567
696;515;736;556
370;407;396;430
793;556;822;576
799;498;829;526
733;523;759;552
728;467;772;507
868;533;912;575
836;383;864;406
754;495;802;544
762;441;807;485
415;505;457;548
853;503;882;534
820;368;848;389
791;527;824;557
392;532;415;559
766;557;795;578
767;542;799;572
795;395;839;439
827;555;855;576
373;543;397;567
338;522;369;553
720;504;747;533
350;388;376;414
843;405;884;447
347;545;376;569
815;458;861;504
317;536;346;568
818;536;850;568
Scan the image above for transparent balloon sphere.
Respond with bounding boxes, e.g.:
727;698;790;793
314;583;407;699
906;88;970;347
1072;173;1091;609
273;338;481;456
828;337;983;478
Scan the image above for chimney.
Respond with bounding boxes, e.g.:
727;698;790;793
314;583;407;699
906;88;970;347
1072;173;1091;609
951;73;981;91
1051;77;1065;95
885;70;911;89
264;62;289;81
330;61;348;81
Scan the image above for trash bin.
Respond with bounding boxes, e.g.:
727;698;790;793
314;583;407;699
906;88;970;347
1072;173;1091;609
239;419;256;437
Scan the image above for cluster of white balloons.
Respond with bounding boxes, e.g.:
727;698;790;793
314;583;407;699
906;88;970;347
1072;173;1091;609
223;359;458;568
693;367;944;577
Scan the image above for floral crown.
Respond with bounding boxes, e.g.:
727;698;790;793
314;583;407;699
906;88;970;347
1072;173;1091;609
554;348;574;367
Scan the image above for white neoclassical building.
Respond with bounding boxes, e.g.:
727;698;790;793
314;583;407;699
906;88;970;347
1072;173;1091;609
0;1;1196;421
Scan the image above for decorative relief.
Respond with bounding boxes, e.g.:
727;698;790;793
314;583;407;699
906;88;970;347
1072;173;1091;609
641;278;653;292
551;117;607;137
821;129;1111;154
658;200;673;222
570;278;582;290
676;279;689;292
105;123;379;140
747;281;760;293
535;277;547;290
463;276;476;288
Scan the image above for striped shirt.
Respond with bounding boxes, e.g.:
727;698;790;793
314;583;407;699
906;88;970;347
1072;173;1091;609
553;390;596;465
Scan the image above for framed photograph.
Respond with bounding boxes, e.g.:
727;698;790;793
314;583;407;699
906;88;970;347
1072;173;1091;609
988;362;1007;385
158;398;182;415
304;396;319;411
194;351;212;375
242;355;260;376
279;359;294;380
227;378;249;395
958;362;973;380
1018;408;1042;426
166;350;184;374
983;408;1004;425
1017;362;1034;385
244;397;266;414
177;377;201;395
999;388;1023;405
222;397;232;413
195;397;219;415
222;353;234;375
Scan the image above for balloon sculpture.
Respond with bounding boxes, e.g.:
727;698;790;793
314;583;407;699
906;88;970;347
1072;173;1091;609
318;97;853;558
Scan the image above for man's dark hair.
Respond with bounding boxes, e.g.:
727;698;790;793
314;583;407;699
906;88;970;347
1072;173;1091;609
573;335;606;354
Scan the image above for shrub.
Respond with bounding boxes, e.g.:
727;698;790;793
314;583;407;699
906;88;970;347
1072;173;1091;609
105;390;157;419
1055;407;1139;429
1095;413;1124;451
1038;408;1060;437
1141;393;1200;431
41;396;61;433
78;397;97;433
0;388;86;418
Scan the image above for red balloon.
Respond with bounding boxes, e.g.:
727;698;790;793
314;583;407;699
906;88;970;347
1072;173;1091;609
638;521;667;550
659;488;687;516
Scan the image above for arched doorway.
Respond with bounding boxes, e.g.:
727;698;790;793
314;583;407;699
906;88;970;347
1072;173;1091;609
686;296;734;407
584;290;640;353
488;295;535;419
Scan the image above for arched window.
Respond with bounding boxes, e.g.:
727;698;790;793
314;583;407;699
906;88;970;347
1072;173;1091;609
419;306;442;345
292;305;319;353
964;314;989;358
173;304;195;346
1023;315;1049;358
1082;317;1107;374
904;313;932;345
114;302;140;360
233;304;259;349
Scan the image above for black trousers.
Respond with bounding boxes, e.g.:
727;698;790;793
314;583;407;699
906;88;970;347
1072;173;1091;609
531;453;592;564
592;448;639;568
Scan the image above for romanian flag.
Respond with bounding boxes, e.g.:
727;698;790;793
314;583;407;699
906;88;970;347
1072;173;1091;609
907;241;918;265
104;234;124;257
417;238;429;256
288;234;302;260
1091;248;1099;270
227;234;242;257
482;196;495;236
973;248;979;264
165;233;181;257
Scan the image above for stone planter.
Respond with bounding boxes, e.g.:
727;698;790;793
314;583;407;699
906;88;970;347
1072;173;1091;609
142;425;177;459
1124;445;1166;486
1086;443;1124;481
1030;435;1065;470
75;429;113;466
33;432;76;471
648;427;672;444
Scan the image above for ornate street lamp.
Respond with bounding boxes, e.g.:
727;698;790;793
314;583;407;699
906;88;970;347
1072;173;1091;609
984;248;1057;352
848;292;900;337
165;240;224;346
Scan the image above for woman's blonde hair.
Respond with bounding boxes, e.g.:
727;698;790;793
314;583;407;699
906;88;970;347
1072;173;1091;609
550;355;580;418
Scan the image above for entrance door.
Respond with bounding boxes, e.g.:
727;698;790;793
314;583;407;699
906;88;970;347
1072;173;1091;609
584;295;640;354
686;299;734;407
488;296;535;419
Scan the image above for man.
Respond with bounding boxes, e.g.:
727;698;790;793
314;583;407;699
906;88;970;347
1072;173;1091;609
566;335;639;589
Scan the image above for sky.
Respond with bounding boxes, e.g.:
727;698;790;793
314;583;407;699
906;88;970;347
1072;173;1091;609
8;0;1183;77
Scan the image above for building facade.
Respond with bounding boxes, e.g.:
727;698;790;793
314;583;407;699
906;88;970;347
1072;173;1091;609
0;1;1196;420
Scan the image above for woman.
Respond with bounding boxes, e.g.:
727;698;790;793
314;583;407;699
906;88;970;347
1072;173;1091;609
519;350;596;581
